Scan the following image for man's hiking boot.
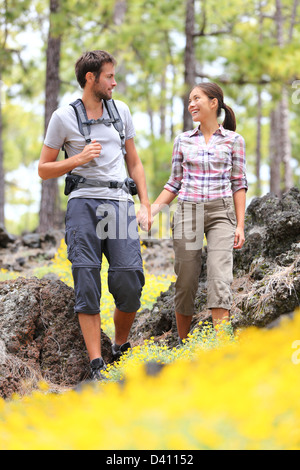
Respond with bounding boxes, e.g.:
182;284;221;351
111;342;131;362
90;357;106;381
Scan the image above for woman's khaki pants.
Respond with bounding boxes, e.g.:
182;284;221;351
172;198;236;316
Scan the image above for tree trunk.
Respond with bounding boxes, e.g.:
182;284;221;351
160;67;167;139
112;0;127;95
0;73;5;226
255;88;262;196
38;0;62;233
269;108;281;196
269;0;293;195
280;88;293;191
255;2;264;197
183;0;196;131
113;0;127;25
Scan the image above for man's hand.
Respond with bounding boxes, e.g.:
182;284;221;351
137;203;153;232
78;140;102;165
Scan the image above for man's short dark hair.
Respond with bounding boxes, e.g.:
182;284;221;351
75;50;117;88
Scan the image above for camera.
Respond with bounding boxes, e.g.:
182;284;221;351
124;177;138;196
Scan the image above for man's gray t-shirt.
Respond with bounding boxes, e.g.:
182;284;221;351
44;99;136;201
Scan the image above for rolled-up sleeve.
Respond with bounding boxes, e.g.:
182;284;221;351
44;112;66;150
164;136;183;195
230;135;248;194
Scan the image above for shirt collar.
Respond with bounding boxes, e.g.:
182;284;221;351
189;124;227;137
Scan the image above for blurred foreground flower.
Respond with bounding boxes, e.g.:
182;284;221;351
0;310;299;450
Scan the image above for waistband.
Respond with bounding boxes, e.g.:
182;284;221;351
178;197;234;209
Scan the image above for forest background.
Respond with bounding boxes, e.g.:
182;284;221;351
0;0;300;235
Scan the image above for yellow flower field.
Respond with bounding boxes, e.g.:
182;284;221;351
0;312;299;450
0;240;299;450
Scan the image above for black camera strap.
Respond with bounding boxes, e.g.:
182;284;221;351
64;174;137;196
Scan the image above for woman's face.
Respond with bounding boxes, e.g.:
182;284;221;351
188;88;217;123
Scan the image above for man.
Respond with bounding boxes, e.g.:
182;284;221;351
38;50;151;381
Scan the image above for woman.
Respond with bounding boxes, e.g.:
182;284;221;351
151;82;248;341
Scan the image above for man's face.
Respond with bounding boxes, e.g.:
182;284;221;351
91;62;117;101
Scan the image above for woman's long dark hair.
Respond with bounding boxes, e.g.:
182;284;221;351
192;83;236;132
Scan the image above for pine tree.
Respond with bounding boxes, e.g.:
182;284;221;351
38;0;62;233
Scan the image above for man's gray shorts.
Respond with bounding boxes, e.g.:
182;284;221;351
65;198;145;315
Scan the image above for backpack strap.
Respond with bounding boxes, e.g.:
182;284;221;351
70;99;92;145
67;98;126;155
63;99;92;167
104;99;127;156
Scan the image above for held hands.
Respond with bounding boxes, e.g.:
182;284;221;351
79;140;102;165
136;190;175;233
137;203;153;232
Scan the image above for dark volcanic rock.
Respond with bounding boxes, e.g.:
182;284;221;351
0;224;16;248
0;277;112;398
233;187;300;273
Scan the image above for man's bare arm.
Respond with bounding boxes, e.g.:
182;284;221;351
38;140;102;180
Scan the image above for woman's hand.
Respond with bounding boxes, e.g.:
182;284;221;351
233;189;246;249
233;226;245;249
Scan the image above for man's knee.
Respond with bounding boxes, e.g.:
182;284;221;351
72;267;101;314
108;270;145;313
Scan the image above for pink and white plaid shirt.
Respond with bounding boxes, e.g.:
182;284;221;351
164;125;248;202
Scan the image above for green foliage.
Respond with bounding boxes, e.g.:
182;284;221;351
2;103;43;171
1;0;300;233
6;211;38;235
139;137;174;199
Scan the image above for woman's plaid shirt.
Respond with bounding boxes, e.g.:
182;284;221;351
164;125;248;202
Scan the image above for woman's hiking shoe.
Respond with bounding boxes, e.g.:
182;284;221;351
90;357;106;381
111;342;131;362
